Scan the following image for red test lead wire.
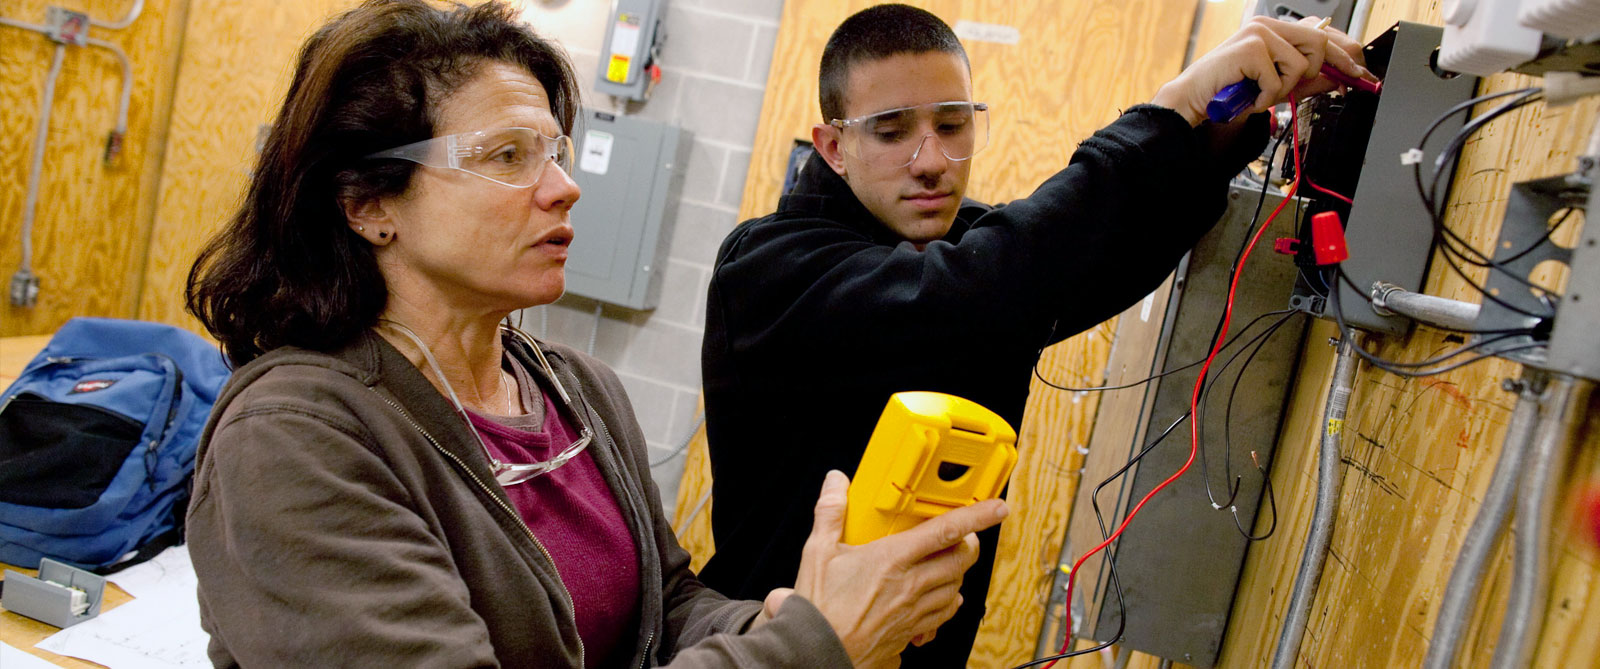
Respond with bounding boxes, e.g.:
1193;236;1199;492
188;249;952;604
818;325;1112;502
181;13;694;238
1041;100;1312;669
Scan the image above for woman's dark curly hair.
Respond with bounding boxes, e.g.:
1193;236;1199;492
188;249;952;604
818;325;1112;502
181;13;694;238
186;0;579;367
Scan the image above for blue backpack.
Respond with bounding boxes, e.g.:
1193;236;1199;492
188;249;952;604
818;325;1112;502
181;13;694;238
0;318;230;571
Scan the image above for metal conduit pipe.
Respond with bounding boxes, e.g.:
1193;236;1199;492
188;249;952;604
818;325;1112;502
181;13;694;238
1269;331;1361;669
1422;373;1545;669
84;35;133;159
1369;282;1517;332
1492;376;1592;668
1347;0;1375;44
0;16;51;33
12;42;67;306
90;0;145;30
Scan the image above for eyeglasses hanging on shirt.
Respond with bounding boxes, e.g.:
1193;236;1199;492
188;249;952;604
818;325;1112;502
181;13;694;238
380;320;595;486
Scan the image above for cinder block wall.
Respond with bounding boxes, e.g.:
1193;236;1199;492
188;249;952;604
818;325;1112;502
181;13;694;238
518;0;784;511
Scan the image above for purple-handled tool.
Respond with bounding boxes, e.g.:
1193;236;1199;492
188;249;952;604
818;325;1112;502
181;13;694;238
1204;64;1380;124
1203;15;1380;124
1206;79;1262;124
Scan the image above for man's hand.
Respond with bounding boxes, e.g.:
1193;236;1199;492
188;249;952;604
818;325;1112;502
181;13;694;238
1151;16;1370;126
778;470;1007;668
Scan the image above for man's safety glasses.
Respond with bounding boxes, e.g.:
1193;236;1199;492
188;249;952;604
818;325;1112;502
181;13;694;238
830;101;989;169
365;128;575;189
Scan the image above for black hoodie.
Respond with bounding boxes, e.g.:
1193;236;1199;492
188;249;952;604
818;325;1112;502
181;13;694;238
699;105;1267;666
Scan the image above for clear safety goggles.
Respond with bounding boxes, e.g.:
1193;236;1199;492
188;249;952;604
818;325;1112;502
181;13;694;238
383;321;595;486
830;101;989;168
487;326;596;486
365;127;575;189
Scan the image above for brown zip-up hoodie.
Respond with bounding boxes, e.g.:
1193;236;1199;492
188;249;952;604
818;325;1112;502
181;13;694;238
186;330;850;668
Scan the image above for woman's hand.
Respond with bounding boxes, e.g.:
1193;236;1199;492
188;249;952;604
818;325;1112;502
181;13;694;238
1151;15;1370;126
764;470;1008;668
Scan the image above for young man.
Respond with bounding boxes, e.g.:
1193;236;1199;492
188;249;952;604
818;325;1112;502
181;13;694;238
699;4;1366;665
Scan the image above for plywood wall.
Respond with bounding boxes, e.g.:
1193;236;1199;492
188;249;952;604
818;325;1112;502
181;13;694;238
1219;1;1600;667
0;0;189;336
673;1;1204;667
0;0;355;338
136;0;359;331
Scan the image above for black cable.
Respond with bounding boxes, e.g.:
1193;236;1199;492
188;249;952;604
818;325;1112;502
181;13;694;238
1008;413;1191;669
1330;269;1542;378
1033;348;1207;393
1187;120;1298;504
1416;91;1544;268
1230;451;1277;540
1217;313;1294;541
1410;89;1558;318
1033;309;1298;393
1412;87;1542;221
1200;310;1299;514
1032;121;1296;394
1197;310;1299;509
1016;119;1294;666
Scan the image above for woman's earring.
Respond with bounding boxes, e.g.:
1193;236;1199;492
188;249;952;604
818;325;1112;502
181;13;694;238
358;226;365;232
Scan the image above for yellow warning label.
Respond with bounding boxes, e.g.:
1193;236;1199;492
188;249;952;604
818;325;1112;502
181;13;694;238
1326;418;1344;436
606;54;631;83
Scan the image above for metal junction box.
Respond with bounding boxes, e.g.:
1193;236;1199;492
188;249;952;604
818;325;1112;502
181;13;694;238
1047;185;1309;667
1290;22;1480;334
564;108;690;310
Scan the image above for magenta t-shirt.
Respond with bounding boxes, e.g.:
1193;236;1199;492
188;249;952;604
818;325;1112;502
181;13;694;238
468;394;641;668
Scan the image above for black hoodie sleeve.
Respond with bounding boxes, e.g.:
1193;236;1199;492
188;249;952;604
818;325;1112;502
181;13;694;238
711;105;1268;364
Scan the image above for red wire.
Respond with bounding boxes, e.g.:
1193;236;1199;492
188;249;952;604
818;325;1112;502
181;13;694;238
1041;102;1308;667
1307;180;1353;205
1289;98;1353;205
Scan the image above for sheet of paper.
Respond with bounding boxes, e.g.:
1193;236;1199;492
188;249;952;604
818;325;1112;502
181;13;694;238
2;641;64;669
106;545;196;599
36;545;210;669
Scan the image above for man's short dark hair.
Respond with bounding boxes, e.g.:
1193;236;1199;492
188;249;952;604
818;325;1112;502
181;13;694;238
818;4;969;122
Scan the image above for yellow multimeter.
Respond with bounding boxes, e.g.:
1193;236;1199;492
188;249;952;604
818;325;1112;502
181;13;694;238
843;392;1018;545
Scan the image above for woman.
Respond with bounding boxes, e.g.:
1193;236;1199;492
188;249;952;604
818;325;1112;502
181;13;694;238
184;1;1004;667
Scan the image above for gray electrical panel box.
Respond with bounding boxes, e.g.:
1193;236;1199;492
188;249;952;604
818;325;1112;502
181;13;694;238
564;108;690;310
594;0;667;102
1289;22;1479;334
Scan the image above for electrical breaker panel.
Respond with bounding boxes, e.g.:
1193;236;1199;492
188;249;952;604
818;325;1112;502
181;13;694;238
562;108;690;311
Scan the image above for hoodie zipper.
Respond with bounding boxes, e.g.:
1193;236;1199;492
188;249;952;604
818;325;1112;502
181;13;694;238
586;402;655;669
370;388;587;668
637;631;654;669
